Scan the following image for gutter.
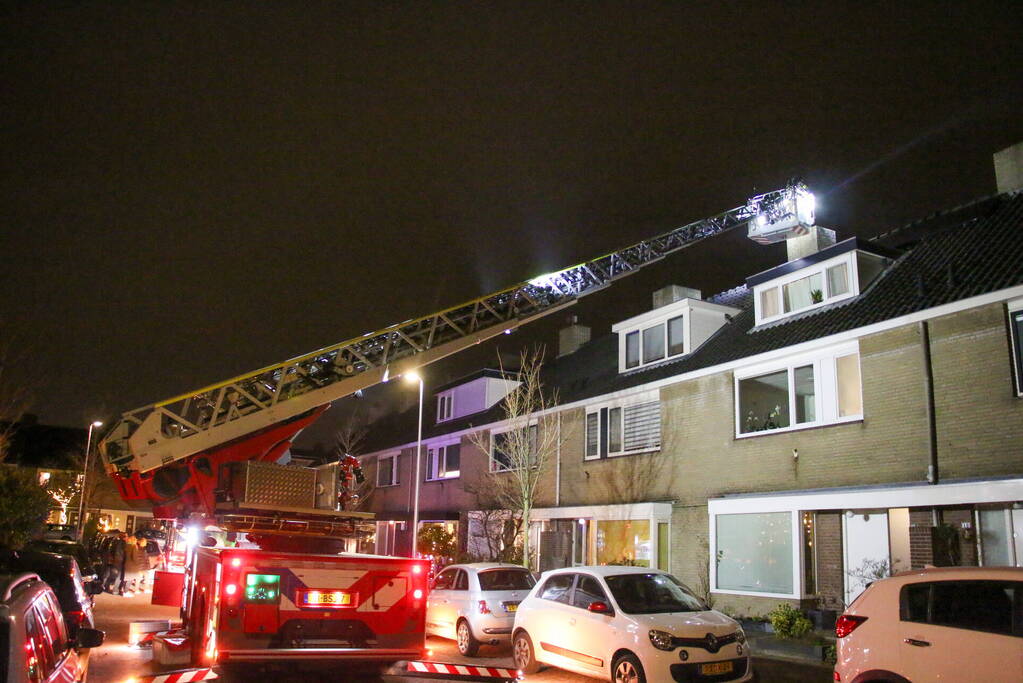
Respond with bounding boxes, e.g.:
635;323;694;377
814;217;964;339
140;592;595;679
920;321;939;484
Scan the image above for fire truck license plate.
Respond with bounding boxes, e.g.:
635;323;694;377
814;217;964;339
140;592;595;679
298;590;355;607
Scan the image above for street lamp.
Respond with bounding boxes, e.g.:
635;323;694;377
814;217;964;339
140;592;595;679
405;371;424;558
75;420;103;538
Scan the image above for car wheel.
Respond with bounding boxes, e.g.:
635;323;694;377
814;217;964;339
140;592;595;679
512;630;541;674
612;652;646;683
456;619;480;657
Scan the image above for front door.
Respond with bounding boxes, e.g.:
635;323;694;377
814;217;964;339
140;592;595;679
843;511;890;606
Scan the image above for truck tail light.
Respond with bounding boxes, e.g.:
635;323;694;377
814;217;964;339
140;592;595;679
412;588;423;600
835;614;867;638
224;583;237;596
67;610;86;625
478;600;490;614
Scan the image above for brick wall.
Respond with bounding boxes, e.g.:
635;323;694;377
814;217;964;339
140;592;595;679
909;508;934;569
815;512;844;610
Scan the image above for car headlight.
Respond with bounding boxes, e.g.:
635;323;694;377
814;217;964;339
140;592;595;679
735;627;746;644
648;629;675;651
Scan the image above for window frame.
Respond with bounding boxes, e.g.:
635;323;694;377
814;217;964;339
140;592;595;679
490;423;538;472
734;342;863;439
584;393;661;461
619;313;688;371
376;453;400;487
1009;299;1023;397
437;391;455;422
425;441;461;481
709;509;803;599
753;252;861;326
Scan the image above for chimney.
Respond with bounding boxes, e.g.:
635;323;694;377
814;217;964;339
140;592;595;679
558;315;591;357
786;226;837;262
994;142;1023;193
652;285;701;309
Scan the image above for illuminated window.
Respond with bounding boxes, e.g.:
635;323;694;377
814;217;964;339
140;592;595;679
716;512;793;595
426;443;460;480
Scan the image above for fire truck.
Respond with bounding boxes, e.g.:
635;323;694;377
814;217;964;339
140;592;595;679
97;183;814;676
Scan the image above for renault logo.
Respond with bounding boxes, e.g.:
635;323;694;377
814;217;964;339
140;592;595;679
705;633;719;652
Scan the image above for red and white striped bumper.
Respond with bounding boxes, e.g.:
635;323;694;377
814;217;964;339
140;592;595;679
407;660;523;680
218;647;421;662
127;668;217;683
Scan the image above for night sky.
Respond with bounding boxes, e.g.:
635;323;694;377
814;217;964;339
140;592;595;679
2;2;1021;441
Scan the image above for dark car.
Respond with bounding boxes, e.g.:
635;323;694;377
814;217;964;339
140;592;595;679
0;549;99;638
26;539;97;582
0;573;102;683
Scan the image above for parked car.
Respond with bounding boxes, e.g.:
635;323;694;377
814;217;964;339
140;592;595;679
512;566;752;682
426;563;536;655
0;573;104;683
834;566;1023;683
26;540;97;583
44;524;78;541
0;549;100;638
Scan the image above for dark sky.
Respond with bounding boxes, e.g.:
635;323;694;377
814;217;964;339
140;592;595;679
2;2;1021;438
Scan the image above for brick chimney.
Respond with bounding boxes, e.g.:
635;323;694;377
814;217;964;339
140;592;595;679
558;316;591;357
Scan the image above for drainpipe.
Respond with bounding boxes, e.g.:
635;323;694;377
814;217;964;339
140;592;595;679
920;321;939;484
555;413;562;506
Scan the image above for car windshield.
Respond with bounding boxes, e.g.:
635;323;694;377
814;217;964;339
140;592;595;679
478;569;535;591
605;573;707;614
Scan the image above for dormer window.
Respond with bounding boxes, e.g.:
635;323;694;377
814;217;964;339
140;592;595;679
437;391;454;422
749;238;894;326
613;297;738;374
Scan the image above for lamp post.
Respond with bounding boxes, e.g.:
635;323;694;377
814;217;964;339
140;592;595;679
405;371;424;558
75;420;103;538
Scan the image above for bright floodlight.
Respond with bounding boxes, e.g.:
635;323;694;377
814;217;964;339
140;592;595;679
92;420;103;427
404;370;422;384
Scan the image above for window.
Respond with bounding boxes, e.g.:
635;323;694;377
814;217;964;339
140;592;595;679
827;262;849;297
585;413;599;459
571;575;609;609
433;568;456;590
377;454;399;487
901;581;1021;636
736;347;862;436
1011;306;1023;396
478;569;535;591
716;512;793;595
584;400;661;459
437;392;454;422
642;324;665;363
761;287;780;318
625;331;640;369
453;570;469;591
539;574;575;603
426;443;460;480
491;425;537;472
667;315;685;356
783;271;823;313
596;520;651;567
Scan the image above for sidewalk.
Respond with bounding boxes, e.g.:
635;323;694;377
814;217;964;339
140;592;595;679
88;590;180;682
746;629;835;682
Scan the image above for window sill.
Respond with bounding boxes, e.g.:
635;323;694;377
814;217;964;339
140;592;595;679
583;448;660;461
376;483;400;488
711;587;799;599
735;416;863;439
424;476;460;483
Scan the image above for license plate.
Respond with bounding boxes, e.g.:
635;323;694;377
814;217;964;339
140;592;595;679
297;589;356;608
505;603;518;612
700;661;733;675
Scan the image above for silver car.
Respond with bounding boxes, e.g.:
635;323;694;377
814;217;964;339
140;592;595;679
426;563;536;656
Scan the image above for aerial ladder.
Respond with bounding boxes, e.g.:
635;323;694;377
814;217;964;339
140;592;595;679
98;182;815;521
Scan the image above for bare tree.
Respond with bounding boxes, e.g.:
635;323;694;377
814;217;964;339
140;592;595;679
0;337;32;463
47;477;82;524
332;402;374;511
468;347;566;570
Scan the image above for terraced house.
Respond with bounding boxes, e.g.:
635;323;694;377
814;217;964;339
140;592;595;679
357;143;1023;616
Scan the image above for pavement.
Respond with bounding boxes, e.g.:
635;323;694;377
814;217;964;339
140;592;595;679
85;594;834;682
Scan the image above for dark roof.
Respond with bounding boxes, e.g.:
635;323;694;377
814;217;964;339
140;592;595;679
0;420;85;468
362;190;1023;452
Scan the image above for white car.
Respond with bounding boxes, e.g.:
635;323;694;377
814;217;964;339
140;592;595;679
512;566;752;683
426;563;536;656
834;566;1023;683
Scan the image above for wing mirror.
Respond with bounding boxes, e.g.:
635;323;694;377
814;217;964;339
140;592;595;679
587;601;611;614
86;579;104;596
75;627;105;649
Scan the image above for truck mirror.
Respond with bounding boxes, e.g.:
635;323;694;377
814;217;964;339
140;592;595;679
75;627;105;649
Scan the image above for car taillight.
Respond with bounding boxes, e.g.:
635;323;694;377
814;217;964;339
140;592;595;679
67;610;86;625
835;614;868;638
478;600;490;614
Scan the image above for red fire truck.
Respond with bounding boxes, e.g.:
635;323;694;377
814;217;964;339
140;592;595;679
98;185;812;676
